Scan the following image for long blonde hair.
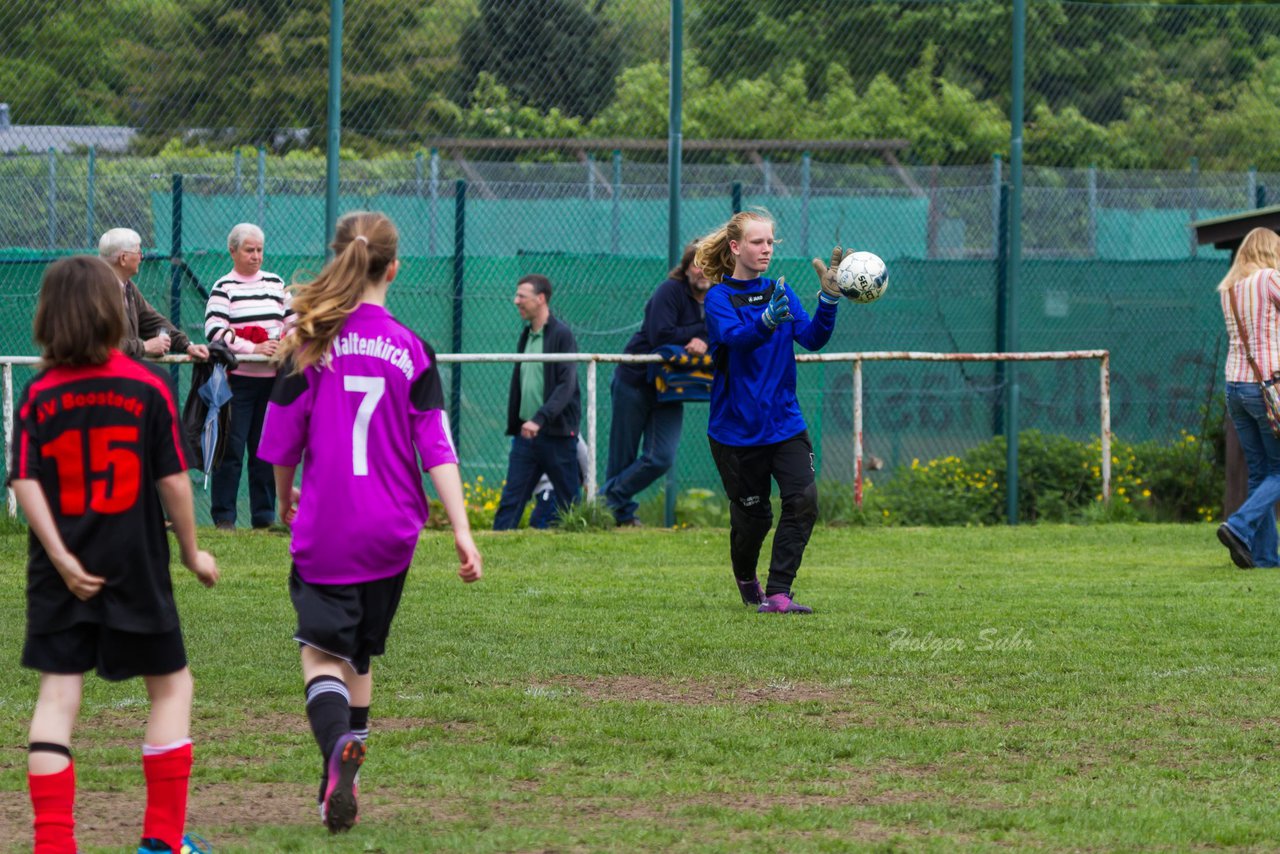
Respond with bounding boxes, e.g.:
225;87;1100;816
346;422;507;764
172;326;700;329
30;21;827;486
1217;227;1280;292
277;210;398;372
694;210;774;284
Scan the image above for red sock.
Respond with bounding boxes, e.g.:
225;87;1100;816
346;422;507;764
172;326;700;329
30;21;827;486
142;741;192;851
29;762;76;854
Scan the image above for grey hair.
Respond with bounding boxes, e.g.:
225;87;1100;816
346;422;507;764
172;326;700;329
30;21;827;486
98;228;142;264
228;222;265;252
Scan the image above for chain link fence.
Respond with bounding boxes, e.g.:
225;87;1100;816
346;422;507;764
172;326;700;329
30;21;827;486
0;0;1265;521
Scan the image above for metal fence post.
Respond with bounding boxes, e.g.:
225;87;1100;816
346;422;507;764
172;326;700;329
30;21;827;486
325;0;344;254
1189;156;1199;258
731;181;742;214
1006;0;1027;526
1087;164;1098;258
994;183;1009;438
429;147;439;256
46;148;56;251
170;174;184;387
611;149;622;255
991;153;1001;258
664;0;684;529
586;361;597;501
451;180;466;448
256;146;267;228
854;359;864;509
801;151;811;258
86;146;96;250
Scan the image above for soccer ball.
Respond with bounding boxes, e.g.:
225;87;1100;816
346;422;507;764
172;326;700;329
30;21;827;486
835;251;889;303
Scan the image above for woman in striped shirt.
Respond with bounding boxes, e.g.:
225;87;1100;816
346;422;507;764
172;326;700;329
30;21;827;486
1217;226;1280;569
203;223;293;530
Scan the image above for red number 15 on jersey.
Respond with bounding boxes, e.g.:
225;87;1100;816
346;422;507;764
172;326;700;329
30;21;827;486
41;426;142;515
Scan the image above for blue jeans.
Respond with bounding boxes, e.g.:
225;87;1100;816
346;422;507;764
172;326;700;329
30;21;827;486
211;373;276;528
493;434;581;530
601;375;684;524
1225;382;1280;567
528;487;558;529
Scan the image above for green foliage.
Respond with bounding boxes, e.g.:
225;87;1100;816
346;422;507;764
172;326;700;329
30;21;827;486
673;487;731;528
876;429;1223;526
0;0;131;125
553;498;616;532
8;0;1280;167
458;0;622;122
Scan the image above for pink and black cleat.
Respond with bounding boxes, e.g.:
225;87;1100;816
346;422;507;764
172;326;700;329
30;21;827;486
757;593;813;614
321;733;366;833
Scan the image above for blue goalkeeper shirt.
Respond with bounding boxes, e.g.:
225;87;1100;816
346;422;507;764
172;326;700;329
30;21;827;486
705;275;838;446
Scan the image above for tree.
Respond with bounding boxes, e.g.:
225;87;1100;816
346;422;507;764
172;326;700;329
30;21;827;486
0;0;134;125
458;0;622;121
129;0;468;152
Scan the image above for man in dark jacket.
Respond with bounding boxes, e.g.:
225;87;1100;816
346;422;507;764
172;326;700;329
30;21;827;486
99;228;209;362
492;274;582;530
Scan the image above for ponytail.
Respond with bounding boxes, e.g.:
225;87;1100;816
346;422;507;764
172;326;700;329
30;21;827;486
276;211;399;372
694;210;774;284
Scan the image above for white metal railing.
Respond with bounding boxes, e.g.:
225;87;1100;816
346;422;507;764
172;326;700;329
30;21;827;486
0;349;1111;518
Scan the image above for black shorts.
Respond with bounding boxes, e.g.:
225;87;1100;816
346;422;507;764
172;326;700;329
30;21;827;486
289;566;408;675
22;624;187;682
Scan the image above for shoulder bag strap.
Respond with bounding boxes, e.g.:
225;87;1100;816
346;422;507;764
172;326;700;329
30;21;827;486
1229;284;1273;387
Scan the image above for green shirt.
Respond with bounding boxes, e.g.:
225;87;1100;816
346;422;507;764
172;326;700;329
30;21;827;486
519;325;544;422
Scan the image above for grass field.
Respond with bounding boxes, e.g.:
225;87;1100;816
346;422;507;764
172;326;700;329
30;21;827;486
0;523;1277;852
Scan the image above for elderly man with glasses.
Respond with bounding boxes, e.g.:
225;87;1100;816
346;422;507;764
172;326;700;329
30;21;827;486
99;228;209;362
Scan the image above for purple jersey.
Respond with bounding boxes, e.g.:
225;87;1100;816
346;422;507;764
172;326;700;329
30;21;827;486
258;304;457;584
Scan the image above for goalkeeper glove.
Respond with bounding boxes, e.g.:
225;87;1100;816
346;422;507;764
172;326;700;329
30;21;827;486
813;246;853;305
761;279;794;329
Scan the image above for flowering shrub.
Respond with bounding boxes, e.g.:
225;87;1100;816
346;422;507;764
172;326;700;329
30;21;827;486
428;475;503;529
876;429;1222;526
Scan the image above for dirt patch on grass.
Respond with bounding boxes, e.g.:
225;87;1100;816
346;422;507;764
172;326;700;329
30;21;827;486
0;782;314;850
0;765;990;850
547;675;870;705
0;783;946;849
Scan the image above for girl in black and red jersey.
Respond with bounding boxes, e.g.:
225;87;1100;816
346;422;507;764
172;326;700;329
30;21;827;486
9;256;219;854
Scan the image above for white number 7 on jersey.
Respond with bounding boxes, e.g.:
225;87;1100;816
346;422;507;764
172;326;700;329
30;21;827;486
344;375;385;476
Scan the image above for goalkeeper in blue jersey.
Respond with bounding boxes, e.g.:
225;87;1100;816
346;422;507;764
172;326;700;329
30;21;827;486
696;210;853;614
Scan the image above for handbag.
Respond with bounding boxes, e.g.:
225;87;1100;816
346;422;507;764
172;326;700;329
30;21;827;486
1228;285;1280;437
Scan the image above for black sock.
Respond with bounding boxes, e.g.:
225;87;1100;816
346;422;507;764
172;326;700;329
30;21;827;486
305;675;351;762
349;705;370;742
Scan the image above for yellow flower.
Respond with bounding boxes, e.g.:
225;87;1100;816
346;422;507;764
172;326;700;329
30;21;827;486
1117;487;1126;495
483;500;495;510
1142;489;1151;497
477;475;484;482
911;458;920;469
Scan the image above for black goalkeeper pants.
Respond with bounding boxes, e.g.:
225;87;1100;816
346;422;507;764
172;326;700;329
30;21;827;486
709;430;819;597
